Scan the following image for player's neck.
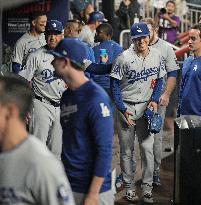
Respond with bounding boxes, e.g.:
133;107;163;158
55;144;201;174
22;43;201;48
0;120;28;152
88;24;96;32
150;36;158;45
193;49;201;58
29;29;41;37
64;71;89;90
136;48;150;58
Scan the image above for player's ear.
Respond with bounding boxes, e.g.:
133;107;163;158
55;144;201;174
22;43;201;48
32;19;36;27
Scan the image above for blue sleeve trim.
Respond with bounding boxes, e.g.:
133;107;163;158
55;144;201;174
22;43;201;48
86;63;112;75
110;77;126;113
151;77;163;103
167;70;177;78
12;62;21;74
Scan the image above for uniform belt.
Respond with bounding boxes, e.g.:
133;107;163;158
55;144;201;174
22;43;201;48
35;95;60;107
124;100;148;105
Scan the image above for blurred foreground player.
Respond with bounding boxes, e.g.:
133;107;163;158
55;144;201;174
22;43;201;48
51;38;114;205
0;74;75;205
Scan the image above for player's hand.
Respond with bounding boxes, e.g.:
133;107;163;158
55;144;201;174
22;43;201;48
123;110;135;126
147;101;158;113
159;91;170;106
100;54;108;64
84;193;99;205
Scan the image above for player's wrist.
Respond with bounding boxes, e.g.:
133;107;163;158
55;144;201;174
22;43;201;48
163;89;171;96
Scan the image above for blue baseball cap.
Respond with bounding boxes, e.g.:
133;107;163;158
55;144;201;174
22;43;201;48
46;20;64;34
50;38;88;69
88;11;108;23
130;22;150;39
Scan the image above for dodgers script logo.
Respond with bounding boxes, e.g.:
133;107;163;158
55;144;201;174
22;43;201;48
41;69;58;84
126;66;159;83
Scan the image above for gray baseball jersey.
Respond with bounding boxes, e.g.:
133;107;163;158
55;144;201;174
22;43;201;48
19;46;66;102
0;136;75;205
12;32;46;67
150;38;179;75
110;46;166;119
79;25;96;47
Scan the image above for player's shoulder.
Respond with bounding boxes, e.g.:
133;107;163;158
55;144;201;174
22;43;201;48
184;55;194;65
25;136;62;170
149;47;162;59
116;48;130;60
85;81;110;102
16;32;34;44
27;46;46;59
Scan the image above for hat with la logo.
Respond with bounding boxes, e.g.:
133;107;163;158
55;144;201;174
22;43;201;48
45;20;64;34
130;22;150;39
50;38;89;69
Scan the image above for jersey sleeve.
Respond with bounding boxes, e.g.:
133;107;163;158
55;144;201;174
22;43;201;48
12;39;24;65
19;52;38;81
31;159;75;205
110;54;128;80
165;46;180;73
88;95;113;177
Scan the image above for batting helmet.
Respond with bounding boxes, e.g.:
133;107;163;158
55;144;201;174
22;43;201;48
46;20;64;34
130;22;150;39
88;11;108;23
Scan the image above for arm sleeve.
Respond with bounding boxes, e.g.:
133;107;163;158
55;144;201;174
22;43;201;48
12;62;21;74
18;52;38;81
110;77;126;113
165;45;180;73
85;63;112;74
31;160;75;205
110;53;128;80
151;77;163;103
12;40;24;65
88;47;95;63
167;70;177;78
88;96;113;177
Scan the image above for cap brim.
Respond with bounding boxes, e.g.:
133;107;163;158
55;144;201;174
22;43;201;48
48;50;66;58
45;30;63;35
98;19;108;23
131;34;149;39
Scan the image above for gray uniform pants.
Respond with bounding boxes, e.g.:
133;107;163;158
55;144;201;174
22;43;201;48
117;112;154;193
153;105;166;176
73;189;114;205
31;98;62;159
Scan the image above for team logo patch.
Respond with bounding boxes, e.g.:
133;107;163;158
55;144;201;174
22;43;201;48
62;50;67;55
52;23;57;28
136;26;142;33
57;185;69;202
193;64;197;71
100;103;110;117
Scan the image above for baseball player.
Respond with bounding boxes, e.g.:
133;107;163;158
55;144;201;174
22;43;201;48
51;38;114;205
179;23;201;116
79;11;108;47
0;74;75;205
19;20;65;159
64;19;114;78
142;18;179;186
12;12;47;74
110;22;166;203
92;23;123;95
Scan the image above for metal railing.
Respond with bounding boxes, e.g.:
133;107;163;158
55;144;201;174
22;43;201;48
180;3;201;33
